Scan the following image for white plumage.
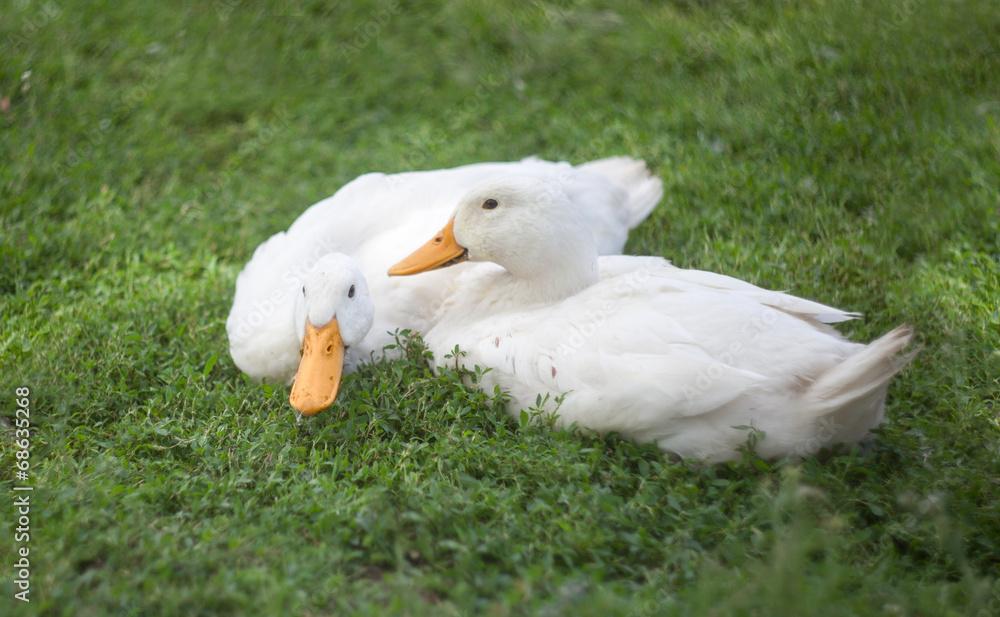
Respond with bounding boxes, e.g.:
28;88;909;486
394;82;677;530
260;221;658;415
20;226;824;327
392;177;914;462
226;157;663;387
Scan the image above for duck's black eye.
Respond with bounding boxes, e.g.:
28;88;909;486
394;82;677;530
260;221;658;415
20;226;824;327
482;198;499;210
302;285;306;295
348;284;356;299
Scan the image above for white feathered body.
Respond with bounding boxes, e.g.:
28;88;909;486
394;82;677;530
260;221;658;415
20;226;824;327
226;157;663;383
423;255;911;462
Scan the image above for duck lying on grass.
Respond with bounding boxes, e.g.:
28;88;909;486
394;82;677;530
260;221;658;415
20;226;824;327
388;177;914;462
227;157;663;415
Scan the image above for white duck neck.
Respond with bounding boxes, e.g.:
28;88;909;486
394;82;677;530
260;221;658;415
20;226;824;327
502;247;599;303
473;224;600;309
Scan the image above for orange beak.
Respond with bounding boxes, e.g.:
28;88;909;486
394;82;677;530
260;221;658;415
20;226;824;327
387;218;468;276
289;319;345;416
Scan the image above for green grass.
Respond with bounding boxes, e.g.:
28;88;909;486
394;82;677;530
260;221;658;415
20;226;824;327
2;0;999;614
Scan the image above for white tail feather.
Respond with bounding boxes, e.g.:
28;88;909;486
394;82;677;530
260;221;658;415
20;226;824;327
801;325;915;444
579;156;663;229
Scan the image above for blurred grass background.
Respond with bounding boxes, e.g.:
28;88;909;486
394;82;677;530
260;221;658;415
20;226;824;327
1;0;999;615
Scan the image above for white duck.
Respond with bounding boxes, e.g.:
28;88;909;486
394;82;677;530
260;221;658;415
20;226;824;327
388;177;914;462
227;157;663;415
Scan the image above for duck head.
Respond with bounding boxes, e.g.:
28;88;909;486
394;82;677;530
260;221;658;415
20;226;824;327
290;253;374;416
388;177;598;293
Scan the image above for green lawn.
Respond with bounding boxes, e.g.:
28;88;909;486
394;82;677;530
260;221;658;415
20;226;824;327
2;0;999;614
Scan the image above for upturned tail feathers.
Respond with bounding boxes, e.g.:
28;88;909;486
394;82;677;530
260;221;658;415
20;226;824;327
803;325;916;443
579;156;663;229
